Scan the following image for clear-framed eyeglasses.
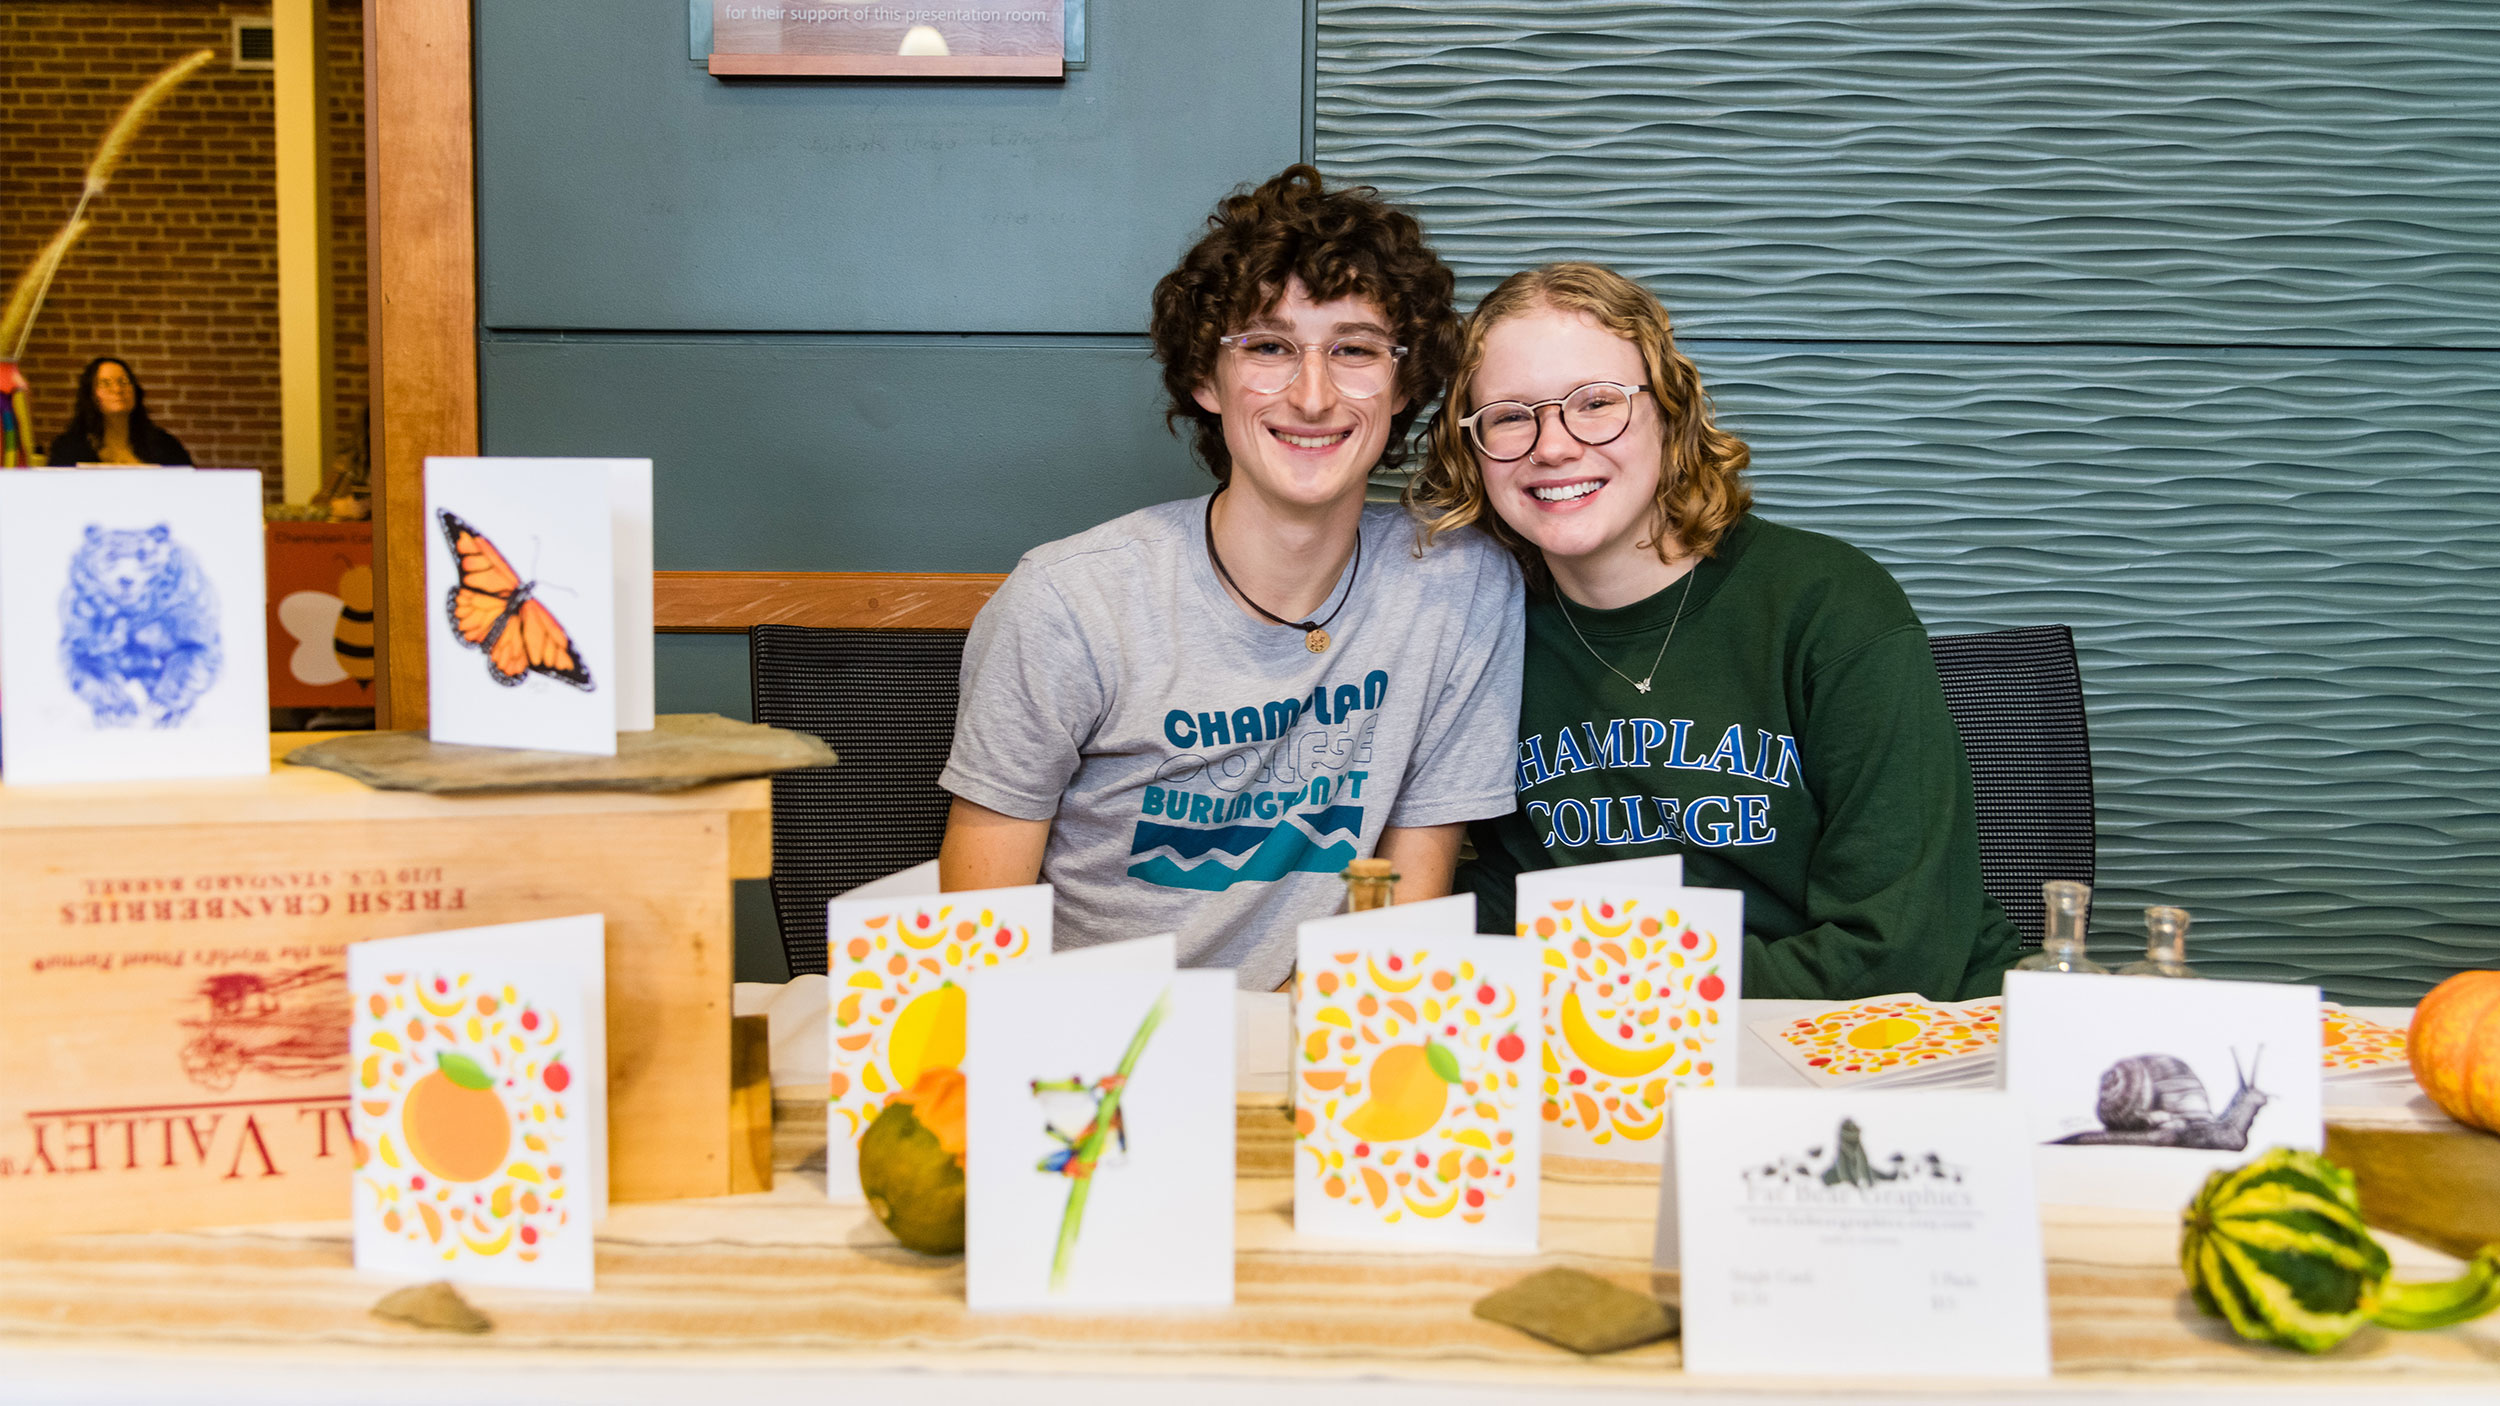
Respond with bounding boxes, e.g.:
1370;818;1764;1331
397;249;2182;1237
1216;332;1407;399
1457;381;1650;462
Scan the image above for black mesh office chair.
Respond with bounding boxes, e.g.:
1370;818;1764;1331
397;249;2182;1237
1927;624;2097;948
748;625;969;975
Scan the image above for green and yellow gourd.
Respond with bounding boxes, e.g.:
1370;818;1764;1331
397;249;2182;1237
2181;1148;2500;1353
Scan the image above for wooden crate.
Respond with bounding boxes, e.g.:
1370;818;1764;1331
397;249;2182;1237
0;738;769;1237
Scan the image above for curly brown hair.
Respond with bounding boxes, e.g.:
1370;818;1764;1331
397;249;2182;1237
1149;164;1460;484
1408;263;1752;593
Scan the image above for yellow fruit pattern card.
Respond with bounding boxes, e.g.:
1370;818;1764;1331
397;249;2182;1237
1293;899;1542;1253
824;883;1051;1201
1749;995;2002;1088
1517;870;1741;1163
348;915;608;1292
2320;1003;2409;1078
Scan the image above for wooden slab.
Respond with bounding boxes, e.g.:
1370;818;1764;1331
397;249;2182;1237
283;713;833;794
0;1099;2494;1392
0;750;771;1235
2327;1123;2500;1261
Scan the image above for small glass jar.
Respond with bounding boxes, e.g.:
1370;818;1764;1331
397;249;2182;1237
1342;857;1397;913
2117;905;2202;978
2013;878;2109;973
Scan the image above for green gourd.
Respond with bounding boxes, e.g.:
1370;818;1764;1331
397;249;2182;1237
2181;1147;2500;1353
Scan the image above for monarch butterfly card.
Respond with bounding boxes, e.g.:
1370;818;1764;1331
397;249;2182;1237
348;914;609;1292
963;965;1234;1310
0;468;269;784
1292;898;1543;1253
1517;868;1742;1163
423;457;619;755
823;882;1053;1202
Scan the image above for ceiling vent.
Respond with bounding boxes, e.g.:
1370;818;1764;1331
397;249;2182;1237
233;18;275;70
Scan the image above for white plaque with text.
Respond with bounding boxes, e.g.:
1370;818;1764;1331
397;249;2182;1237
1668;1088;2051;1378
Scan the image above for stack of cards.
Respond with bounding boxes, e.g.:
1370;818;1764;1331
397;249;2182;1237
823;881;1052;1200
0;468;270;784
424;457;654;755
1749;995;2002;1089
1293;895;1542;1253
347;915;609;1292
2320;1003;2413;1087
964;937;1233;1310
1516;857;1742;1162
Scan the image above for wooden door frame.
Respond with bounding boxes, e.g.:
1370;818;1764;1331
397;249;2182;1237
365;0;477;730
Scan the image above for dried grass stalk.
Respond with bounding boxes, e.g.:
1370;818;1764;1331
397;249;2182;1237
4;47;214;362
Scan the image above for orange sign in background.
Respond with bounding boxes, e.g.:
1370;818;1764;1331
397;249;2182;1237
264;521;374;709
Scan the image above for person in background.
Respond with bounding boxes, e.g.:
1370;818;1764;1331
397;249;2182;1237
937;165;1526;990
1409;262;2018;1001
46;356;191;466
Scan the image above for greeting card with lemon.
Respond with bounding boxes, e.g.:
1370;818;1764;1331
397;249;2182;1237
1516;874;1744;1163
1293;904;1543;1252
825;883;1051;1202
1748;994;2002;1088
346;916;607;1291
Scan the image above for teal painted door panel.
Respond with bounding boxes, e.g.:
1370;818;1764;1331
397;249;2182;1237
1680;340;2500;1001
479;335;1211;571
475;0;1307;333
1318;0;2500;344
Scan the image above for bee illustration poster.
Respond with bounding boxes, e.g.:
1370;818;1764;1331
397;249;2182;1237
824;883;1052;1202
2001;971;2322;1210
1670;1088;2051;1378
1293;907;1542;1253
347;914;609;1292
1517;868;1738;1163
0;468;269;785
423;457;619;756
964;967;1234;1310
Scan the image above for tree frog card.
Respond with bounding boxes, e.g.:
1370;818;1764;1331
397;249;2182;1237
0;468;269;784
1293;905;1542;1253
964;966;1234;1310
423;457;625;755
1518;865;1738;1162
2001;971;2323;1210
348;914;608;1292
824;883;1052;1202
1669;1088;2051;1378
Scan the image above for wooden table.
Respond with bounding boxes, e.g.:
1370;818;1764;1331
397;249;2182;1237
4;1091;2496;1404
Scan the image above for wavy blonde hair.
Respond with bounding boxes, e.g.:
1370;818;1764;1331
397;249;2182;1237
1409;263;1751;592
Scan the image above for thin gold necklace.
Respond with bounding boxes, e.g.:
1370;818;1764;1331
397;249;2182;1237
1554;565;1697;695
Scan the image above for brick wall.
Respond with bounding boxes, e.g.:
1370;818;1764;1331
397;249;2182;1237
3;0;366;499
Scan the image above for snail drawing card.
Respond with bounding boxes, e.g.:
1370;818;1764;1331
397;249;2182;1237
423;457;617;756
963;968;1234;1310
2001;972;2322;1210
1671;1088;2051;1378
1292;924;1542;1253
0;468;269;784
823;883;1052;1202
347;915;609;1292
1516;873;1738;1162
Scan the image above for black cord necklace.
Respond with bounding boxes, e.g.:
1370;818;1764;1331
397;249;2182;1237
1203;489;1360;654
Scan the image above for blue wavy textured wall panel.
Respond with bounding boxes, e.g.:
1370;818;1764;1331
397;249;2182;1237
1317;0;2500;343
1682;343;2500;1001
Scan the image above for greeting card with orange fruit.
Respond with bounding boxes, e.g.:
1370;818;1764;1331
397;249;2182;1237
1293;900;1542;1252
347;916;607;1291
825;883;1050;1201
1517;875;1742;1162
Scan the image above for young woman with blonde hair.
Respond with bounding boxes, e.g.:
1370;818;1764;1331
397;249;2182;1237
1410;263;2016;1000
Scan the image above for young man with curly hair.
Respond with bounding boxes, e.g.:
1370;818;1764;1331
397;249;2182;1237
938;165;1524;987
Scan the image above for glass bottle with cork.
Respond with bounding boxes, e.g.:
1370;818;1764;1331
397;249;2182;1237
1342;856;1397;913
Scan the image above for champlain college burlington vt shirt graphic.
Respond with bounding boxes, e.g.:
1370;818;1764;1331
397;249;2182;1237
941;498;1524;989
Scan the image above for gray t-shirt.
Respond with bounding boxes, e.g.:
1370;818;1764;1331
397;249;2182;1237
940;495;1524;989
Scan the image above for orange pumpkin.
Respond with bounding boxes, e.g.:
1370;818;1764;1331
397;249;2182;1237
2409;972;2500;1132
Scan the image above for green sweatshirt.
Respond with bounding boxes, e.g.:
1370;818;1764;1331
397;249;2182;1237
1462;514;2020;1001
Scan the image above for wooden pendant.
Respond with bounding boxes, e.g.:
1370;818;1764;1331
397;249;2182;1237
1305;628;1330;654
